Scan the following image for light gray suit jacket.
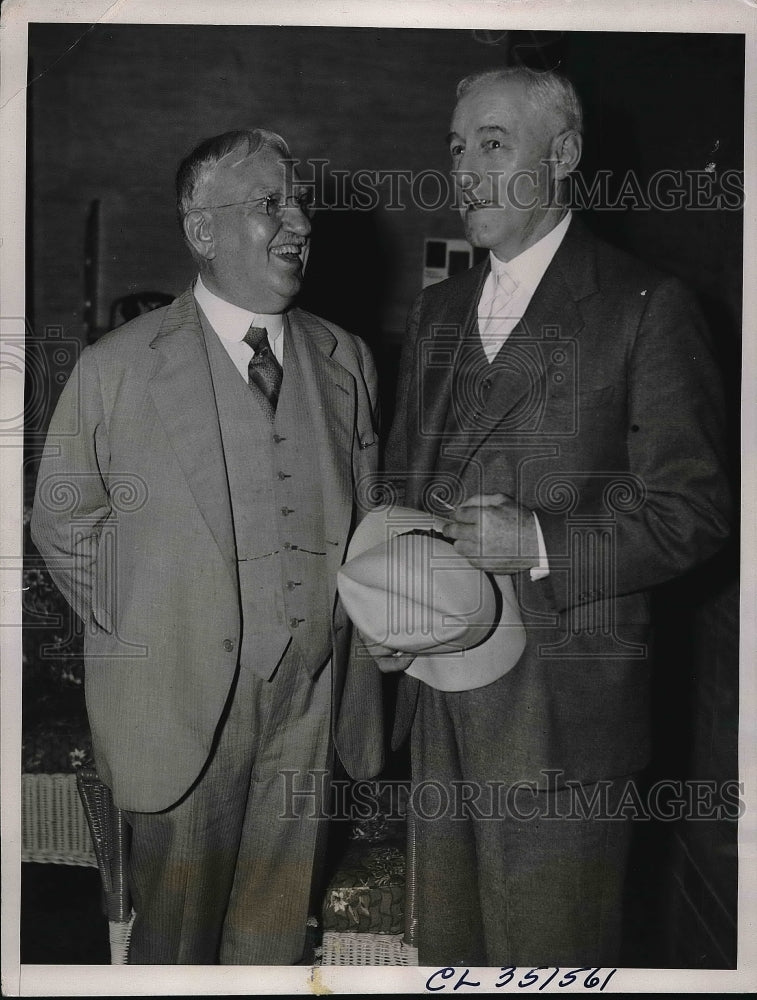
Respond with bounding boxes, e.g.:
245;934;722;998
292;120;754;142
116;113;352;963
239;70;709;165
31;288;384;811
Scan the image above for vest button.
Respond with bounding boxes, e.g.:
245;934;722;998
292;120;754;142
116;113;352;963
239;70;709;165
273;434;287;443
281;507;294;516
278;471;291;480
482;378;492;391
223;639;234;651
290;617;300;628
286;580;301;591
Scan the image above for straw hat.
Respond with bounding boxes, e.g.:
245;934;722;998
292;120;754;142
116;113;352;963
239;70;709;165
337;506;526;691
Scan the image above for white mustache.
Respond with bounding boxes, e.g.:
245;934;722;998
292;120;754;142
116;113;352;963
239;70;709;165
463;197;498;209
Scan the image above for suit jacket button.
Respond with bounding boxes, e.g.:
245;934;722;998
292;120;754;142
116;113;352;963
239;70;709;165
223;639;234;651
290;617;300;628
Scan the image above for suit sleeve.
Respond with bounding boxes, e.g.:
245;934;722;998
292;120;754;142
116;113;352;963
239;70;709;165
532;276;731;613
337;333;386;779
30;347;112;624
384;290;423;502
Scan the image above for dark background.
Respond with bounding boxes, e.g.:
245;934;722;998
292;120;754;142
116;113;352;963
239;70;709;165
23;25;743;967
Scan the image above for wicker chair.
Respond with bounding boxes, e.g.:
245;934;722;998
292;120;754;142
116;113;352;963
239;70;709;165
75;763;134;963
319;785;418;967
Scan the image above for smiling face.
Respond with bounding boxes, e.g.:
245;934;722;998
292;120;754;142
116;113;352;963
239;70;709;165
449;77;571;262
195;143;311;313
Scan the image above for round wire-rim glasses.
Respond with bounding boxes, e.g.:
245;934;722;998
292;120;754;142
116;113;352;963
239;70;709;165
185;191;315;219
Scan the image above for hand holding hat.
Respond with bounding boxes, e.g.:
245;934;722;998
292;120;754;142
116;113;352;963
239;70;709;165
337;504;527;691
440;493;541;574
354;636;416;675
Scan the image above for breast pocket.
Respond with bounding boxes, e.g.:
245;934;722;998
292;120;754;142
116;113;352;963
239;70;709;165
552;381;621;411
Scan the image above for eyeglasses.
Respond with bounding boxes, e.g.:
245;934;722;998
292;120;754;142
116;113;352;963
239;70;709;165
187;191;315;219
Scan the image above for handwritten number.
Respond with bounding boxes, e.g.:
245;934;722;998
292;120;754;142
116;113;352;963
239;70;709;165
426;964;617;993
495;967;516;988
518;968;542;988
584;969;601;989
558;967;591;988
600;970;617;991
538;968;560;990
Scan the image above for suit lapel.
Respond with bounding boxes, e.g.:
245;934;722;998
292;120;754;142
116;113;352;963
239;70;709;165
409;262;488;507
148;289;237;580
459;219;596;467
285;309;354;579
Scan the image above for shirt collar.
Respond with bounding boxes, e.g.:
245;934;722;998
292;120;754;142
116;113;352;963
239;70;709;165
194;274;284;344
489;212;572;291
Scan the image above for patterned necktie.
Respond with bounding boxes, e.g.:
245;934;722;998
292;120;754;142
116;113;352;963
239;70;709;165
243;325;283;422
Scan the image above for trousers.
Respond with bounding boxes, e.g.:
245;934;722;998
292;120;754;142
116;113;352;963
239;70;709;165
410;682;634;967
124;643;332;964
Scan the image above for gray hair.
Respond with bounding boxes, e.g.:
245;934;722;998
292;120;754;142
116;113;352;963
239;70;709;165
456;67;583;137
176;128;291;222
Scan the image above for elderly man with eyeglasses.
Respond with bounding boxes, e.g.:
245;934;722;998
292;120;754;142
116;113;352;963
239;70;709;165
31;129;383;965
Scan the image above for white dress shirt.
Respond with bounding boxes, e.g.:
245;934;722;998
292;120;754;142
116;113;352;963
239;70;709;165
476;214;572;578
477;211;572;362
194;274;285;378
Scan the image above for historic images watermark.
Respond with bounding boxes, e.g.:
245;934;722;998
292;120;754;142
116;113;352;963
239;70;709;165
279;770;745;823
288;159;744;214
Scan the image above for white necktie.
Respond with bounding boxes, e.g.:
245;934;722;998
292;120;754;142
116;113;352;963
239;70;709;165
478;268;519;362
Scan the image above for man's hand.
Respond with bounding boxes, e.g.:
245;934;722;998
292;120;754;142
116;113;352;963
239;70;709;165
441;493;539;574
355;632;415;674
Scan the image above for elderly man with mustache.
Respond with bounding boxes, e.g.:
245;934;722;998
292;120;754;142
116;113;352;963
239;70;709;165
382;68;730;967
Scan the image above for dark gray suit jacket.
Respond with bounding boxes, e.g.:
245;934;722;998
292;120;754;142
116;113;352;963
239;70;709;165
386;217;730;787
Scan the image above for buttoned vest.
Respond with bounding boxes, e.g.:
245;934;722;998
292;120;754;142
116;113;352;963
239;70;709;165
201;314;332;680
434;329;522;500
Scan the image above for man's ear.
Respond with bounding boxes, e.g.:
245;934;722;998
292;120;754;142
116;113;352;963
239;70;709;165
183;209;216;260
551;129;583;179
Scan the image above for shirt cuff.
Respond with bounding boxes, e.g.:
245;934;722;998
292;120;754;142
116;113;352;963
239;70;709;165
530;512;550;581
